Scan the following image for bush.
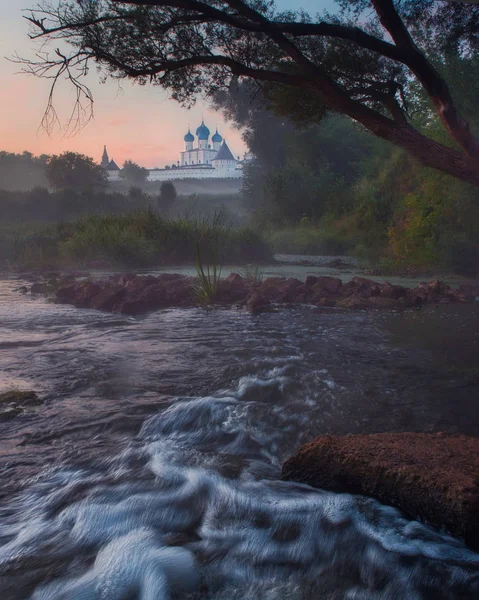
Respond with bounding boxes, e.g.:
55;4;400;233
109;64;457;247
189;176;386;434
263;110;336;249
265;225;356;256
4;210;273;268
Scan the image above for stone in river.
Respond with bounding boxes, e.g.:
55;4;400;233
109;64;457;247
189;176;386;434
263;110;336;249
281;432;479;550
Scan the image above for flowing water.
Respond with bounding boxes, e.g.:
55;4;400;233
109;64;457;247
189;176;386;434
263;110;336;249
0;273;478;599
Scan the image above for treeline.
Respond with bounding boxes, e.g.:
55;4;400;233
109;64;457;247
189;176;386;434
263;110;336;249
214;53;479;274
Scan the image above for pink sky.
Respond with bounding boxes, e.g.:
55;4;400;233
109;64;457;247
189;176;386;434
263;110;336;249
0;2;247;168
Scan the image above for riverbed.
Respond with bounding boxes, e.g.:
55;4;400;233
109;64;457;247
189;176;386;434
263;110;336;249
0;270;478;599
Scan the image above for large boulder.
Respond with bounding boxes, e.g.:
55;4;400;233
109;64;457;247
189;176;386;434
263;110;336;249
215;273;248;303
281;433;479;550
259;277;307;303
117;276;193;315
306;276;342;297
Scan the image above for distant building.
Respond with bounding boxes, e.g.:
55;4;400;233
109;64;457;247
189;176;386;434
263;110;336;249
101;120;251;182
101;146;121;181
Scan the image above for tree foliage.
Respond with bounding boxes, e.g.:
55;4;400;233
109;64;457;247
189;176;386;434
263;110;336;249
20;0;479;185
120;160;149;185
158;180;178;213
45;151;108;190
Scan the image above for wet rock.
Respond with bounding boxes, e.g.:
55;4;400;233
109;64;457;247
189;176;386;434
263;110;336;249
337;294;371;310
90;284;127;311
308;276;342;299
55;283;78;303
380;283;407;299
351;277;381;298
30;282;50;294
71;280;104;307
216;273;248;303
117;276;193;315
259;277;303;303
281;432;479;550
367;296;402;309
226;272;244;285
246;293;271;314
0;390;42;420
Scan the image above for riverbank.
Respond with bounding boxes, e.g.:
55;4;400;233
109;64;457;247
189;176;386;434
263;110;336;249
23;270;479;316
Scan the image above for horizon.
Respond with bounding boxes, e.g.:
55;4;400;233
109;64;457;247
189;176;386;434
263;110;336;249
0;1;334;168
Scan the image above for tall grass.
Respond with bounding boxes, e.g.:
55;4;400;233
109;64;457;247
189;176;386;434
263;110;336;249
1;210;272;268
265;224;358;256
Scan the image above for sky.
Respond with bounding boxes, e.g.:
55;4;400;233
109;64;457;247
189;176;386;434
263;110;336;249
0;1;334;168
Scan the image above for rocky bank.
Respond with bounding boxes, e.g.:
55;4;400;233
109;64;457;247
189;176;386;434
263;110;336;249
25;272;479;315
281;433;479;551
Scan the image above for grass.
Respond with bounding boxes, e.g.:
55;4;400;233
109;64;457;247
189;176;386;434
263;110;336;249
264;225;357;256
194;240;222;304
1;210;273;269
240;264;264;285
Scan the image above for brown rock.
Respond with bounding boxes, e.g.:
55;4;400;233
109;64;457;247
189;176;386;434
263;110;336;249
259;277;302;303
90;284;127;311
30;282;50;294
216;274;248;303
281;433;479;550
117;277;193;315
352;277;381;298
308;276;342;297
367;296;402;308
337;294;370;309
380;283;407;299
246;293;271;314
69;281;104;307
226;272;244;285
55;283;78;303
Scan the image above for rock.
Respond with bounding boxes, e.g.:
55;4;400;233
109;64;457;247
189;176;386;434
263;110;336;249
337;294;371;309
117;276;193;315
380;283;407;299
246;293;271;314
216;274;248;303
90;284;127;311
351;277;381;298
55;283;78;303
367;296;402;309
308;276;342;298
259;277;303;303
226;272;244;285
281;433;479;550
0;390;42;420
71;281;104;307
30;282;50;294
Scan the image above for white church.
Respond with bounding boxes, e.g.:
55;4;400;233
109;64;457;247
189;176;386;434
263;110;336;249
102;120;247;182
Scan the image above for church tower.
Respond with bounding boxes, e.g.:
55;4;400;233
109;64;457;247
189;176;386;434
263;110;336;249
184;128;194;151
211;129;222;152
101;145;109;168
196;120;210;150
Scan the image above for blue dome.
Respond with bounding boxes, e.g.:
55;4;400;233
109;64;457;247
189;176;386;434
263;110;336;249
184;129;194;142
196;120;210;140
212;129;222;143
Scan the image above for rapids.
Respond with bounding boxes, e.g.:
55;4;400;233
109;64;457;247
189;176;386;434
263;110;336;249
0;274;478;599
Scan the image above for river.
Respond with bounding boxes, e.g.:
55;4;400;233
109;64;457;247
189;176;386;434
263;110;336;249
0;269;478;599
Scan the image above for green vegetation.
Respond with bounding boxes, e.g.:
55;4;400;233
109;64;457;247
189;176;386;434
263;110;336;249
212;52;479;275
46;152;108;190
194;239;222;305
1;211;271;269
265;223;358;257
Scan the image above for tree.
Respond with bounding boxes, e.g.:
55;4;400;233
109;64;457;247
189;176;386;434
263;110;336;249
22;1;479;185
158;181;177;213
45;152;108;190
120;160;149;185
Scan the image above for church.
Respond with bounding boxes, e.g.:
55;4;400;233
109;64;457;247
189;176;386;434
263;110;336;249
102;120;246;182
